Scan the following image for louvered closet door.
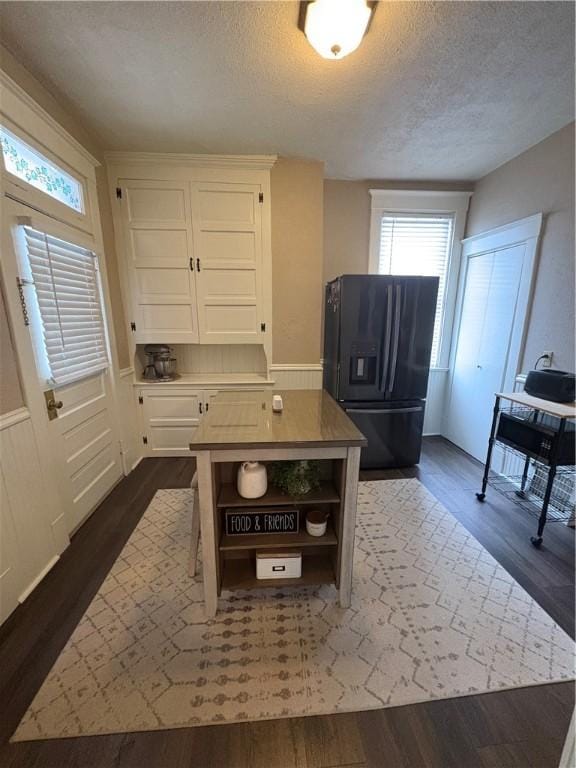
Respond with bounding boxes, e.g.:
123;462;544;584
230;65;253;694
191;182;263;344
446;245;525;461
445;252;493;458
473;245;525;457
121;179;199;343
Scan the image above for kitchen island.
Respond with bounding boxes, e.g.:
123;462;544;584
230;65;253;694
189;389;367;617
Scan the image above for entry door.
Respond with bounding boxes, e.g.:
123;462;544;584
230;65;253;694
191;182;263;344
49;373;123;530
119;179;199;344
3;201;123;533
445;244;525;460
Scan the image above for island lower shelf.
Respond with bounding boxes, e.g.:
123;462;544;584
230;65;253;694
221;553;336;591
220;521;337;551
209;455;351;600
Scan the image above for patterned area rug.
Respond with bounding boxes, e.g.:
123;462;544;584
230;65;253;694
13;479;574;741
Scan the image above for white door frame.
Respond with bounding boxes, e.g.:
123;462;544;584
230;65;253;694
444;213;543;432
1;196;124;533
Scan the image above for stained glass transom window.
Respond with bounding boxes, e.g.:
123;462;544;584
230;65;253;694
0;126;83;213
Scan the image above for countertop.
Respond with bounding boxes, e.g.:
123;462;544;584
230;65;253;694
189;390;367;450
497;391;576;419
135;372;275;388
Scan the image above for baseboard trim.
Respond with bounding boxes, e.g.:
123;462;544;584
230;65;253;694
0;406;30;431
18;555;59;604
131;456;143;472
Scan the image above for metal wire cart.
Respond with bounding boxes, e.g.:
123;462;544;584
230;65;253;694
476;392;575;547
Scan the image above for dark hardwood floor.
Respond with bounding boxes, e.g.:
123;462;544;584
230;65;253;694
0;438;573;768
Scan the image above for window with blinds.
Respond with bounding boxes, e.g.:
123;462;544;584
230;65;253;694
23;226;109;386
377;213;454;367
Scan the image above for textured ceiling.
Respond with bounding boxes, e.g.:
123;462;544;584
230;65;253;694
0;1;574;180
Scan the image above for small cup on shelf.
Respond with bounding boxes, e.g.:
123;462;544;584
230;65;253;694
306;509;328;537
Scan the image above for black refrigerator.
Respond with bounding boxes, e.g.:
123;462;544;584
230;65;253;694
323;275;439;469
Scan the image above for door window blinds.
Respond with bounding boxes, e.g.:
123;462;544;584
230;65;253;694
378;213;454;367
23;226;109;385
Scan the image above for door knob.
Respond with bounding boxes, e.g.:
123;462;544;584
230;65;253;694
44;389;63;420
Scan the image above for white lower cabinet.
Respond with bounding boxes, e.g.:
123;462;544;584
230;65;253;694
139;388;207;456
138;385;268;457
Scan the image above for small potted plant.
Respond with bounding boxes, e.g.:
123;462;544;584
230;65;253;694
269;460;321;497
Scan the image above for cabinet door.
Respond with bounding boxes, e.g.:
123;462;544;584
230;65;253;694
191;182;263;344
120;179;199;343
203;389;218;415
142;388;202;456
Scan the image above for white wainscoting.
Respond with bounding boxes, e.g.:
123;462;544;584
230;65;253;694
269;364;324;390
118;368;143;473
424;368;449;436
160;344;267;375
0;407;68;625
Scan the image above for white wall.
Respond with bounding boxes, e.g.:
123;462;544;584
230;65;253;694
466;122;575;373
423;369;447;435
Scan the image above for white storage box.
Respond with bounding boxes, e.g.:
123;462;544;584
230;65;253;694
256;551;302;580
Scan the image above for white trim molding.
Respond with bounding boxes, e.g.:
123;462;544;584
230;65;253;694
0;71;100;170
0;406;30;431
269;363;323;390
368;188;472;370
455;213;543;394
462;212;543;254
105;152;277;170
117;367;141;475
0;68;104;237
17;554;59;604
443;213;543;450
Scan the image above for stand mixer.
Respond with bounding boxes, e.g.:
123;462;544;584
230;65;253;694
143;345;178;381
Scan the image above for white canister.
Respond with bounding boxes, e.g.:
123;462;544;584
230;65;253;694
237;461;268;499
306;509;328;537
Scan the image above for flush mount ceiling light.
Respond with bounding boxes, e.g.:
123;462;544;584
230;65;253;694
298;0;376;60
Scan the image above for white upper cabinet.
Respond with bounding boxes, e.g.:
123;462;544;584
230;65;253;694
120;179;199;344
109;155;274;353
191;182;263;344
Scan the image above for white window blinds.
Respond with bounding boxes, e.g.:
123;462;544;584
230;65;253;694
23;227;109;385
378;214;454;367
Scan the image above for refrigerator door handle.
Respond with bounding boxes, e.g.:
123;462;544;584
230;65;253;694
387;284;402;393
345;406;423;415
380;283;393;391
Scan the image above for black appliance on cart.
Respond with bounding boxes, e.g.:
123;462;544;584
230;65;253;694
476;389;576;547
